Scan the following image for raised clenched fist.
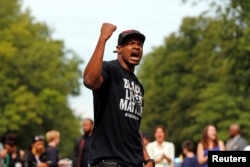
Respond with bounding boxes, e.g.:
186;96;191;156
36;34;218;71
100;22;117;41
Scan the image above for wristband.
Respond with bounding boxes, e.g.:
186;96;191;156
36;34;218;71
144;159;155;167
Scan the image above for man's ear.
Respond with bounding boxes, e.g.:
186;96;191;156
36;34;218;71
116;45;121;54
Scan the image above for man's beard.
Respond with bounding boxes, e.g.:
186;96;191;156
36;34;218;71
84;130;91;136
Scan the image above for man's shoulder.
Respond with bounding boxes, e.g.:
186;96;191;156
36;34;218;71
237;135;248;144
103;60;117;65
103;60;119;69
238;135;246;140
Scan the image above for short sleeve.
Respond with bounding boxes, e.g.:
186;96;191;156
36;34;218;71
101;61;110;82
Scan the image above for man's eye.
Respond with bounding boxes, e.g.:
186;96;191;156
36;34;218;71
126;41;143;47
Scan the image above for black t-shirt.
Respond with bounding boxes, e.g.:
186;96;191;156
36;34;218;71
25;150;48;167
88;60;144;167
5;150;24;167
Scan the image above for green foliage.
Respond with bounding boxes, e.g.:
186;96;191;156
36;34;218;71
0;0;83;157
139;0;250;154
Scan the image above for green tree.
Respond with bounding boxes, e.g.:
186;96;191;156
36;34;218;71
138;0;250;153
0;0;83;157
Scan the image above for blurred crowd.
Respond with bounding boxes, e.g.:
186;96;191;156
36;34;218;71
142;123;249;167
0;130;71;167
0;121;248;167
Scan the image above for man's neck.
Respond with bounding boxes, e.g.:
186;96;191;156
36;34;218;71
117;58;135;73
84;131;92;137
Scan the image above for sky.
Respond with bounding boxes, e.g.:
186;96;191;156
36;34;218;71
21;0;210;119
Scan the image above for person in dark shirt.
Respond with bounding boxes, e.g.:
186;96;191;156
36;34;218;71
24;135;48;167
83;23;154;167
181;140;199;167
45;130;68;167
0;133;25;167
72;118;93;167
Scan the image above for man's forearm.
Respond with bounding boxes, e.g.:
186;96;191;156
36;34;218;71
83;38;106;89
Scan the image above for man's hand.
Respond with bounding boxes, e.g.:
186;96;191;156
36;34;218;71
100;22;117;41
144;160;155;167
144;163;154;167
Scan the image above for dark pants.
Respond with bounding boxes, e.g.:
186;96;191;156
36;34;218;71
89;160;123;167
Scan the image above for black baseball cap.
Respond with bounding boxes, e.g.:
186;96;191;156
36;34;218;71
117;29;145;45
32;135;45;143
113;29;145;53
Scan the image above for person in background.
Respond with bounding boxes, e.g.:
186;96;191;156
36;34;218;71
146;125;175;167
72;118;94;167
244;145;250;151
0;133;25;167
0;134;4;167
45;130;68;167
0;134;3;151
24;135;48;167
142;132;151;147
197;125;225;167
181;140;199;167
225;123;248;151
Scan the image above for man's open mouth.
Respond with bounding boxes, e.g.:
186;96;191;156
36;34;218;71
131;52;139;57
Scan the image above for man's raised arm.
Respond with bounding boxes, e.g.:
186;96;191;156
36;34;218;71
83;23;116;90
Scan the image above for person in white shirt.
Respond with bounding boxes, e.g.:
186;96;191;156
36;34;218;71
146;125;175;167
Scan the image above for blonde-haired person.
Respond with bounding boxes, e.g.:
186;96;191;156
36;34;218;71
45;130;68;167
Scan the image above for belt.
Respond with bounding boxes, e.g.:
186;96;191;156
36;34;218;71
89;159;123;167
